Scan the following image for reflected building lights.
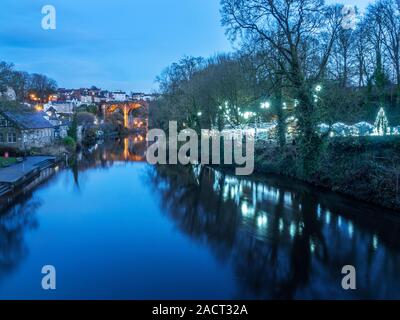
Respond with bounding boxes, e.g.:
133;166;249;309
230;187;236;200
373;234;379;250
213;179;219;192
215;168;370;257
298;222;304;236
289;223;296;238
348;222;354;238
325;211;331;225
241;201;254;217
263;188;279;202
279;218;284;233
284;192;292;206
310;240;316;253
317;205;321;219
223;185;230;200
257;214;268;228
257;184;264;199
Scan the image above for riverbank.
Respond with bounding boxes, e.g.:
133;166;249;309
249;136;400;211
0;155;58;198
147;131;400;211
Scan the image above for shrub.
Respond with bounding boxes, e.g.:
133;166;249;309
63;136;76;147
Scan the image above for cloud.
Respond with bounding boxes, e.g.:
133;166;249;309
0;0;232;92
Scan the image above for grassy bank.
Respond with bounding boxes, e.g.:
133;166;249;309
0;157;17;167
253;136;400;210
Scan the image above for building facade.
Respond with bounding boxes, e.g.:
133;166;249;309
0;110;55;150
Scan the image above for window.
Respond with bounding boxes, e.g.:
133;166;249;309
0;116;8;127
7;132;16;143
0;133;3;143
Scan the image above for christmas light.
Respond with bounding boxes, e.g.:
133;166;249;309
374;107;389;136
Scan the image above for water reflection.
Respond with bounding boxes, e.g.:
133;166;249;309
0;177;49;285
149;164;400;299
0;199;40;281
69;134;147;188
78;134;146;167
1;135;400;299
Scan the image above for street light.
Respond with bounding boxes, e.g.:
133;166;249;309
314;85;322;103
197;111;202;117
260;101;270;109
243;111;255;120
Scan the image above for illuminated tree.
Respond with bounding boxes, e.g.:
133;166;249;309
374;107;389;135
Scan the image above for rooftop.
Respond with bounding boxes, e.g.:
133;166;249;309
2;110;54;129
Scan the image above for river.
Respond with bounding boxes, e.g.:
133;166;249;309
0;135;399;299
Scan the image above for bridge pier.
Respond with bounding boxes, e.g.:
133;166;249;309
123;105;129;129
103;101;149;130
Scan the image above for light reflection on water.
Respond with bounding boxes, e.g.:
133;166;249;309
151;164;400;299
0;136;399;299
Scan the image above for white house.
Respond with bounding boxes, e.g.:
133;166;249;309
112;91;127;101
80;95;93;104
44;101;74;116
0;87;16;101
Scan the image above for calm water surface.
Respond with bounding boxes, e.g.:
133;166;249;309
1;136;400;299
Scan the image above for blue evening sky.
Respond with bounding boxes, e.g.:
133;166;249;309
0;0;371;93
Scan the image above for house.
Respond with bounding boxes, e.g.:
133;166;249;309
112;91;127;101
0;110;55;150
0;87;17;101
80;95;93;104
42;113;69;140
54;121;69;139
44;101;75;121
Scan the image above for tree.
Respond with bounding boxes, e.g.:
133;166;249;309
221;0;344;175
9;71;31;102
379;0;400;86
29;73;57;102
155;56;206;131
374;107;389;135
105;111;124;134
76;112;96;129
0;62;14;93
365;1;391;104
68;113;78;141
353;21;370;87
